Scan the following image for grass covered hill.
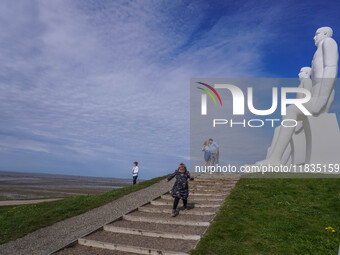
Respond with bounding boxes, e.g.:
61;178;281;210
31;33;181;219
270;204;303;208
192;177;340;255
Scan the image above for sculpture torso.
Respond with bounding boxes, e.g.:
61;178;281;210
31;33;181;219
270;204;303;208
311;41;324;80
310;37;338;113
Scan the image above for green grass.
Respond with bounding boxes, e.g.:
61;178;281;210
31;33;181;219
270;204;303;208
0;175;167;244
192;178;340;255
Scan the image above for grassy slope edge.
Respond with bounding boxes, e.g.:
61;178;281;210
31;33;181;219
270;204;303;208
191;178;340;255
0;175;167;244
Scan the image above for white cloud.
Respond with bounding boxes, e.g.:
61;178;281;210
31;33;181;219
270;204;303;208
0;0;290;177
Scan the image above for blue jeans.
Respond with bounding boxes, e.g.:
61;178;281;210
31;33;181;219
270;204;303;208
133;175;138;185
204;151;211;162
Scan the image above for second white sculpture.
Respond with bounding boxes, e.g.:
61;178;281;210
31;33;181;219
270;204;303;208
257;27;340;166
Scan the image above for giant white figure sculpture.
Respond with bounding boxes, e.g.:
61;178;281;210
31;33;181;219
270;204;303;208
265;67;312;165
257;27;339;165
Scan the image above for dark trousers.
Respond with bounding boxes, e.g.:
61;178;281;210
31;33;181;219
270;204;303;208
133;175;138;185
173;197;187;210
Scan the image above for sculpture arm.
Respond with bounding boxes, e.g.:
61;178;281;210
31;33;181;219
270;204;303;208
296;83;304;99
297;79;312;99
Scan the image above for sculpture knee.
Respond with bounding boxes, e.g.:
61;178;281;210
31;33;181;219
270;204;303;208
313;97;329;114
324;91;335;113
283;105;298;120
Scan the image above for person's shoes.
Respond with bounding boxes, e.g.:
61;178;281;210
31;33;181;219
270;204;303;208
183;206;187;210
171;209;177;217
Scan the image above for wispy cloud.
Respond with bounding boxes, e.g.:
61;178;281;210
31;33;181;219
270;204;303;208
1;0;335;178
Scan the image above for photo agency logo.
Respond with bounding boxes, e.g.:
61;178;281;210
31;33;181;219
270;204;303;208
196;81;312;128
191;27;340;172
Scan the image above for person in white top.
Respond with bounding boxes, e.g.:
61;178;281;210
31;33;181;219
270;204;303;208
132;161;139;185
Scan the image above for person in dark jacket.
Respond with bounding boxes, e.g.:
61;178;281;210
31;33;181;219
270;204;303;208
167;163;194;217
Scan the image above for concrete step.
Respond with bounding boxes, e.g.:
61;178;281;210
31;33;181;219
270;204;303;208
110;219;207;236
138;205;216;216
103;225;201;240
189;185;234;190
166;190;229;196
123;214;210;227
150;199;221;208
56;176;240;255
80;230;198;253
191;180;237;183
189;188;231;193
138;204;217;218
190;184;234;188
193;183;234;186
191;186;234;191
78;235;189;255
190;182;234;186
161;194;224;202
190;183;234;187
55;243;134;254
193;179;238;183
153;197;222;204
189;185;234;189
127;211;214;222
139;203;218;214
189;192;226;196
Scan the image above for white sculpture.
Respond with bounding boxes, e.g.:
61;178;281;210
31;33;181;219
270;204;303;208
304;113;340;165
264;67;312;165
257;27;339;165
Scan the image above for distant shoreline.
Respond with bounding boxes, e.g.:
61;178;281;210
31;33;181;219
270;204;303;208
0;170;140;201
0;170;138;181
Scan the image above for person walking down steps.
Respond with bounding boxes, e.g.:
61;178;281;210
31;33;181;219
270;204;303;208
132;161;139;185
167;163;194;217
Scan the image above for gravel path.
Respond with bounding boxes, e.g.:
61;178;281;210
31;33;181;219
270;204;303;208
0;178;174;255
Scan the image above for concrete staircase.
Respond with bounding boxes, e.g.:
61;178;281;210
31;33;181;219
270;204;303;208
55;174;240;255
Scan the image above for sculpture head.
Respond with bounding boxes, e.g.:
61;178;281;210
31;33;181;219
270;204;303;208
298;67;312;80
314;27;333;46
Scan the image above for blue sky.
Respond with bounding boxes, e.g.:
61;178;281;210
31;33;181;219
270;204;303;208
0;0;339;179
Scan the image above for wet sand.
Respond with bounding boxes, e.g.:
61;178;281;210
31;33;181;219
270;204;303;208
0;198;62;206
0;171;133;201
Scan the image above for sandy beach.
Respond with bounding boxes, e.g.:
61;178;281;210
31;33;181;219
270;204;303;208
0;171;132;201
